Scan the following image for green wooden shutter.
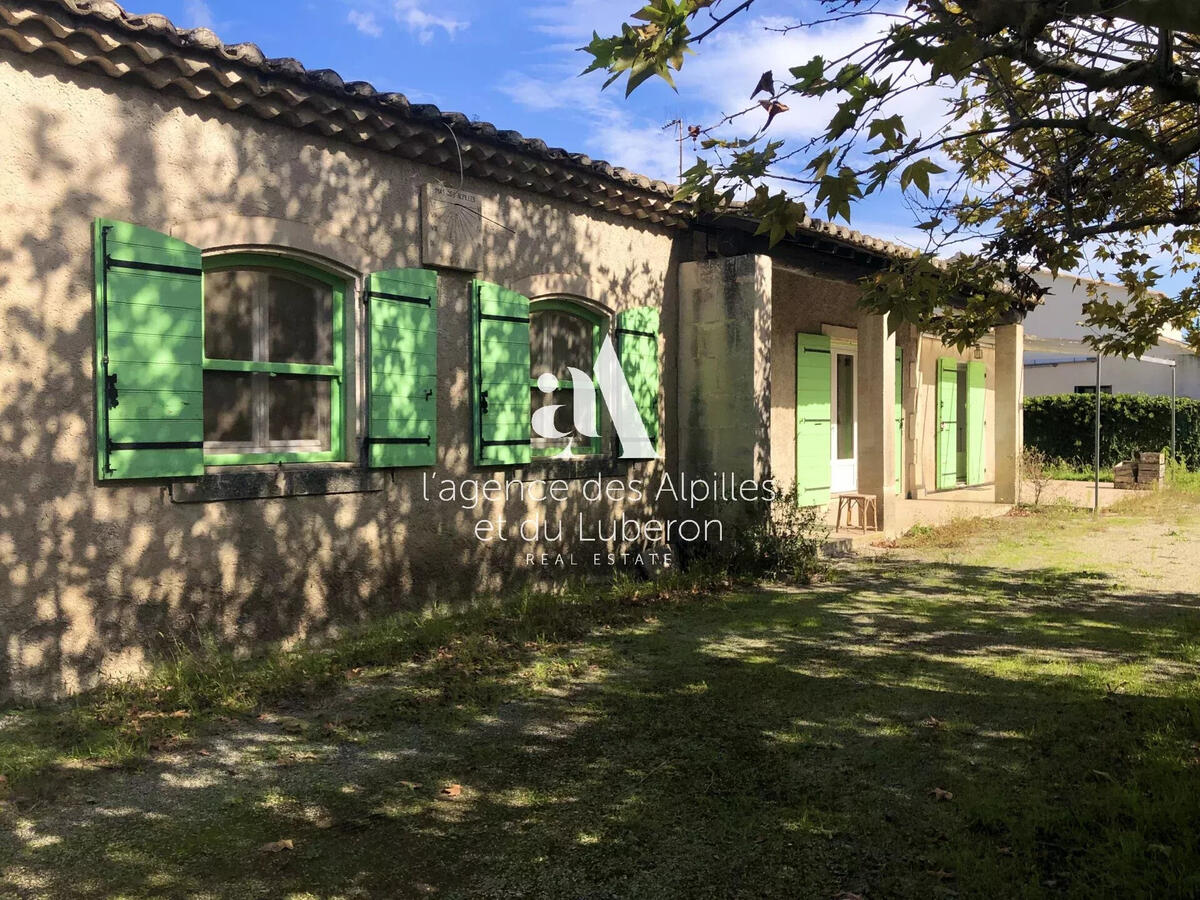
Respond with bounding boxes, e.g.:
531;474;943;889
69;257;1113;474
936;357;959;490
895;348;903;495
472;281;531;466
617;306;661;449
966;360;986;485
795;333;832;507
364;268;438;468
94;219;204;481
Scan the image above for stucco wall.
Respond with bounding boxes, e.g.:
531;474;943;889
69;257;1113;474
1027;272;1187;345
913;338;997;495
767;265;998;499
0;53;682;699
678;255;772;487
1025;356;1200;400
768;266;862;490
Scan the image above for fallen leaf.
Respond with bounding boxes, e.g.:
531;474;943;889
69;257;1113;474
440;784;462;798
259;839;294;853
399;781;422;791
277;716;306;734
921;716;943;729
928;869;954;880
931;787;954;801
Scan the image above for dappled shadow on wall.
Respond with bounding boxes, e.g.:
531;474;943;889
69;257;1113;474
0;54;677;700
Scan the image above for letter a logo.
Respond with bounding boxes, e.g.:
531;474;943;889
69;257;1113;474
532;336;655;459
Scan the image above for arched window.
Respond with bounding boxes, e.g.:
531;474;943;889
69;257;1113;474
202;254;347;464
529;299;608;458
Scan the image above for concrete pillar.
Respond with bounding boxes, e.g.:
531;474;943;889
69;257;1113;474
994;322;1024;504
677;255;772;522
856;312;896;530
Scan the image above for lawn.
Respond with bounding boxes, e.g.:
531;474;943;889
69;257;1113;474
1;493;1199;898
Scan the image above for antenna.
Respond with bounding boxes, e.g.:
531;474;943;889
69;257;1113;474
662;117;685;185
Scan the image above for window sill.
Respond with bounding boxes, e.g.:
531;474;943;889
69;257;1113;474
516;455;621;482
170;466;384;504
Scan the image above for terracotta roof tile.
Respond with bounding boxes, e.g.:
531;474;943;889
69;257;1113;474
0;0;923;256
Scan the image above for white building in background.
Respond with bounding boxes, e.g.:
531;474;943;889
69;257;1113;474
1024;272;1200;399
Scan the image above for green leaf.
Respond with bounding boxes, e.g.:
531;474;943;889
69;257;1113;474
899;158;946;196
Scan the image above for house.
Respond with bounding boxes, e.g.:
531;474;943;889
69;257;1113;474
0;0;1026;699
1025;271;1200;398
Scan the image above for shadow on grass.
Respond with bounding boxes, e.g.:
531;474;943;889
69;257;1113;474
1;560;1198;899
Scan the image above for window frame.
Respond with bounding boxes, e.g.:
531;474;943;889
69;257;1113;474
201;252;348;466
529;298;607;460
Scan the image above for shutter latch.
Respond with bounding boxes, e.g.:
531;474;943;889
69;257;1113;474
105;373;120;410
480;390;489;415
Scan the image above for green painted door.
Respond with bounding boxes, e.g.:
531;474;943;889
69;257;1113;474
936;357;959;490
965;360;986;485
795;333;832;507
895;349;903;495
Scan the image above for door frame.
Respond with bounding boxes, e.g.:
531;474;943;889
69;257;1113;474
830;341;858;494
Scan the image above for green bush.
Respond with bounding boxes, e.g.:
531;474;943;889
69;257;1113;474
712;487;830;584
1024;393;1199;469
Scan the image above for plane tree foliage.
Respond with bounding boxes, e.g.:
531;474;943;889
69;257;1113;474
582;0;1200;353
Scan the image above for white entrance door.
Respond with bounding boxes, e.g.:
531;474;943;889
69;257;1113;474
830;347;858;493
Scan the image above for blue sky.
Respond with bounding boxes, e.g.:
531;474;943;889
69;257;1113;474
136;0;1183;297
138;0;935;252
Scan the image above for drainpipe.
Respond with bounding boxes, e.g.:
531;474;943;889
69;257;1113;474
1171;365;1177;466
1094;354;1101;517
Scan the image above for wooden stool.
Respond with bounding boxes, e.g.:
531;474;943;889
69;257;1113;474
836;493;878;533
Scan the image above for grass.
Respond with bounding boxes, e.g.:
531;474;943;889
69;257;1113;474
1044;461;1113;482
0;569;733;789
2;494;1200;898
1042;460;1200;485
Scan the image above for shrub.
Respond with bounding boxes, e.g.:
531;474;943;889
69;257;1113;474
712;486;830;584
1022;446;1052;506
1024;393;1198;469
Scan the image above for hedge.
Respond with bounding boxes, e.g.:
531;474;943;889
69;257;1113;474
1024;394;1200;468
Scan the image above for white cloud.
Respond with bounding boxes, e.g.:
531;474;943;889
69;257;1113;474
348;9;384;38
526;0;630;51
184;0;215;30
502;5;963;214
394;0;467;44
678;14;950;145
498;73;684;184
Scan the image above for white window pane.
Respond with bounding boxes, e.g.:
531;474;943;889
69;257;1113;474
268;375;331;447
836;354;854;461
204;269;257;360
268;273;332;365
531;310;593;380
204;371;254;443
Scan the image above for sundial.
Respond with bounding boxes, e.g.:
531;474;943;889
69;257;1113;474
422;183;482;271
